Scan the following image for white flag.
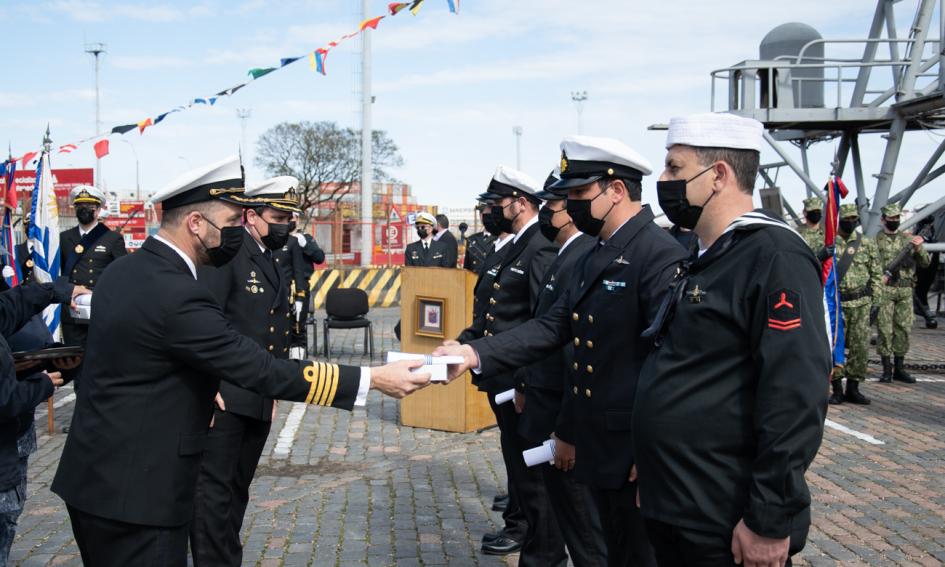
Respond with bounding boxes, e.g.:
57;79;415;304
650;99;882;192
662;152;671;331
28;151;62;340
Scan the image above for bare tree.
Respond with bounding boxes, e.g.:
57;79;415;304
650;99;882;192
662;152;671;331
255;121;404;222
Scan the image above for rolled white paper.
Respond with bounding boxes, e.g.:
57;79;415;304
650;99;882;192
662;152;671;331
494;388;516;405
523;438;556;467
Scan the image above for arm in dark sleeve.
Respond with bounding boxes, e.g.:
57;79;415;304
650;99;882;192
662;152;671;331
0;371;54;420
303;235;326;265
471;291;572;377
165;288;360;410
109;232;129;260
0;280;73;338
639;242;688;328
290;239;308;297
528;245;558;312
196;263;233;307
553;381;577;443
744;250;830;538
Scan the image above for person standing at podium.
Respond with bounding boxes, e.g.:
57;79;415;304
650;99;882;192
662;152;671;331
405;212;450;267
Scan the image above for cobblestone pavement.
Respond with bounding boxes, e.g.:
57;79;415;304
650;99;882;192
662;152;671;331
9;307;945;566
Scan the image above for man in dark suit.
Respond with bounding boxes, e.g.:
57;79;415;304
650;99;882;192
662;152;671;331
434;213;459;268
190;175;304;566
515;171;604;567
58;185;127;351
463;205;497;274
51;156;430;567
437;137;688;567
405;212;450;267
452;165;558;559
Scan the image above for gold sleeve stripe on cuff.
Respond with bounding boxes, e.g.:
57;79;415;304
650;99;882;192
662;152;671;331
303;363;319;405
312;362;329;405
323;364;340;406
318;363;337;406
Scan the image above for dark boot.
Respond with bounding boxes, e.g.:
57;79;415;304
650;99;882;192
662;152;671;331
923;307;938;329
843;380;871;405
828;379;844;405
894;355;916;384
880;356;893;383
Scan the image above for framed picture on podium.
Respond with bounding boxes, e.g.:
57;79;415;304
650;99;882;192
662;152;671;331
416;296;446;338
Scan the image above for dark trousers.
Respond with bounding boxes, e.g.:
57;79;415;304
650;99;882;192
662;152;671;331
510;436;566;567
594;482;656;567
487;395;526;541
67;505;189;567
645;519;803;567
191;409;272;567
542;464;607;567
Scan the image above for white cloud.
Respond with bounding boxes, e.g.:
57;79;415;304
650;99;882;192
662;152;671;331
110;55;193;70
45;1;215;23
0;93;36;109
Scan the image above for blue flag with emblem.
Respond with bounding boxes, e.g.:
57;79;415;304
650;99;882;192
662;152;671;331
28;149;62;340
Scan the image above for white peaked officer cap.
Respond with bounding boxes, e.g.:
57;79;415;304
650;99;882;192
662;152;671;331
150;155;245;211
415;211;437;226
487;165;542;204
235;175;302;213
70;185;107;205
552;135;653;191
665;113;764;152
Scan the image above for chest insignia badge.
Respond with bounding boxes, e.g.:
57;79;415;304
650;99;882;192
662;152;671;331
686;285;706;304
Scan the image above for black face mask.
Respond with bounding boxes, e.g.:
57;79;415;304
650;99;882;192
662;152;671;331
481;211;500;235
538;205;569;242
655;165;716;230
566;186;615;237
258;217;295;250
838;219;858;236
805;211;822;225
416;226;429;239
490;205;514;235
885;220;900;232
197;216;244;267
76;207;97;225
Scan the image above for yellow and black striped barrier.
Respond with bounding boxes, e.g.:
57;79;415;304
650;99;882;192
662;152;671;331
309;267;401;309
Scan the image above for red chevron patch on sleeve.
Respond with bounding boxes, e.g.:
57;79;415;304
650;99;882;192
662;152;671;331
767;288;801;331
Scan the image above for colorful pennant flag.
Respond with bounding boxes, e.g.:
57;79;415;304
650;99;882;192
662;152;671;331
409;0;426;15
94;139;110;159
111;124;136;135
447;0;459;13
58;144;77;154
360;16;384;30
20;152;37;167
280;57;302;67
309;49;329;75
248;67;276;80
137;118;153;134
215;83;247;97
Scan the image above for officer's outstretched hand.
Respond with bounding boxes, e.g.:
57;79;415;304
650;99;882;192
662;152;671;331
70;285;92;310
370;360;431;399
432;342;479;382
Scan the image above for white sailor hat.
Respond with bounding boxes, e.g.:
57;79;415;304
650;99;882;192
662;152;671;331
415;211;437;226
487;165;541;203
535;167;564;201
665;113;764;152
150;155;245;211
234;175;302;213
552;135;652;191
71;185;106;206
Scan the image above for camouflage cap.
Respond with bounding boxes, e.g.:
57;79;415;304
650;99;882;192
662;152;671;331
839;203;859;218
881;202;902;217
803;197;824;212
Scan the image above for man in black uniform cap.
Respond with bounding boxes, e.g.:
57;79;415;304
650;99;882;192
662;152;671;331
453;165;557;559
51;156;430;567
463;205;497;274
58;184;127;349
634;112;829;566
437;136;687;567
190;175;304;566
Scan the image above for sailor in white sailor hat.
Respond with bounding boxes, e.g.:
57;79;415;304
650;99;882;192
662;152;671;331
633;112;830;566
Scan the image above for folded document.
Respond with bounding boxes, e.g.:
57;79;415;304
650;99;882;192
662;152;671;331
385;351;464;382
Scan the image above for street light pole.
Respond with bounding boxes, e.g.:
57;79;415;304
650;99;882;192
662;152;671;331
570;90;588;134
85;42;106;186
512;126;523;170
359;0;374;267
236;108;251;159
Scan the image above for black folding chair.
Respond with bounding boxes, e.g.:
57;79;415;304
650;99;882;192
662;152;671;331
323;287;374;360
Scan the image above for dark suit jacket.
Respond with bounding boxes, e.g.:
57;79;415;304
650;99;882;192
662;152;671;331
436;230;458;268
470;207;687;488
52;237;360;527
198;231;292;422
517;234;595;445
459;221;557;393
405;239;450;267
462;231;496;274
59;224;127;327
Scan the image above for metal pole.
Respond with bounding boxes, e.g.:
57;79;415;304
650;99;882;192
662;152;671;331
850;1;886;106
864;116;908;235
512;126;523;170
571;91;587;134
85;43;106;186
900;192;945;231
236;108;252;160
360;0;374;267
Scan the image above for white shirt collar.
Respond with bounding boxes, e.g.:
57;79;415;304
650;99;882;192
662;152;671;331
512;215;539;244
601;217;632;245
433;230;444;241
244;226;265;253
78;222;99;237
153;234;198;279
558;232;583;255
493;234;514;252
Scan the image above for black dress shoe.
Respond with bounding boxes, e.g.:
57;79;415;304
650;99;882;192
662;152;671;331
492;494;508;505
491;499;508;512
481;536;522;555
481;531;501;544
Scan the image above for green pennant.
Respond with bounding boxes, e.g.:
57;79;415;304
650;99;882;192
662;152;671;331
247;67;276;80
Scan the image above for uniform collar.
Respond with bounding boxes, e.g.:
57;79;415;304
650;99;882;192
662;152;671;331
494;234;514;252
513;215;539;244
153;234;197;279
558;232;583;255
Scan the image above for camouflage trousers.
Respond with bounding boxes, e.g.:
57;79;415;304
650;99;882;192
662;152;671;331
876;286;915;357
0;428;35;567
840;300;871;382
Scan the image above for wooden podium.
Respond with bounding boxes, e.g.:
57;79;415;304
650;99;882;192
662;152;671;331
399;267;496;432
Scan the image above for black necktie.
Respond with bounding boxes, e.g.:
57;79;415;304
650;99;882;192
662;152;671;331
264;249;272;260
424;242;429;251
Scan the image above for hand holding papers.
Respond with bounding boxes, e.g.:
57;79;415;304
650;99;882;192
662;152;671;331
386;351;465;383
523;438;557;467
70;293;92;321
431;341;480;381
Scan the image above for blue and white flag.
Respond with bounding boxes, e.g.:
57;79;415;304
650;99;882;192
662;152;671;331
28;151;62;339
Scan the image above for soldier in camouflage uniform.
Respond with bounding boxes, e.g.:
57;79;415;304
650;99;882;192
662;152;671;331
799;196;825;252
831;204;882;405
874;202;930;384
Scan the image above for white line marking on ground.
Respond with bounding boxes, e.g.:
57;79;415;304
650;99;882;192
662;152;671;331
824;418;885;445
272;402;307;458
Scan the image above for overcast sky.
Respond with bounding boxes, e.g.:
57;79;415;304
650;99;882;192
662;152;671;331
2;0;943;212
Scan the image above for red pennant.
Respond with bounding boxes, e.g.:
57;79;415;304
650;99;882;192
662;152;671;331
20;152;37;167
94;139;110;159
